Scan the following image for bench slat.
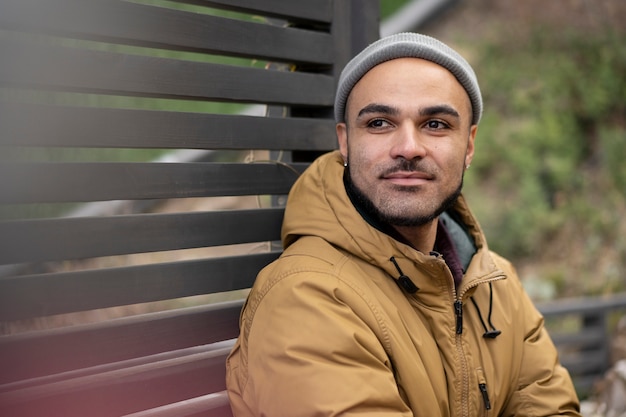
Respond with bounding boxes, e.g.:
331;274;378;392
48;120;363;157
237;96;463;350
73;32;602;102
538;293;626;316
550;326;606;350
0;162;305;204
560;352;607;376
0;208;283;264
0;252;277;321
199;0;333;23
0;345;232;417
0;38;335;106
0;0;333;64
0;103;336;150
122;391;232;417
0;300;243;383
1;340;235;392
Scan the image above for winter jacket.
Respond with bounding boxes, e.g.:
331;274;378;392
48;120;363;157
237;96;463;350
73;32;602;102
226;151;581;417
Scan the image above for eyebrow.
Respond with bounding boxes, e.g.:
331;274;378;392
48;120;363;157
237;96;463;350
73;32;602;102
419;104;461;120
357;103;400;119
356;103;461;121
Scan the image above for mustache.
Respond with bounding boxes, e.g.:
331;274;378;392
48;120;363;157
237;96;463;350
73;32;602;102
379;159;434;177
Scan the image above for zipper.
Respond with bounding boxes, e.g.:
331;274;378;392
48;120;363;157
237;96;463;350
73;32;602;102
446;269;470;417
479;383;491;410
447;266;504;417
454;299;463;334
476;367;492;415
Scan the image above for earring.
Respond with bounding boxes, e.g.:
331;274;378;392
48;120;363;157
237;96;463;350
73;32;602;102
465;164;471;170
343;161;348;167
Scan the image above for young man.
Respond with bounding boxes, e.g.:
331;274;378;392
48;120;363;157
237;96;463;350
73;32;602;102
226;32;581;416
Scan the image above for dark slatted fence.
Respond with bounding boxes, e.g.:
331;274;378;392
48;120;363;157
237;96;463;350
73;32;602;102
538;293;626;398
0;1;380;416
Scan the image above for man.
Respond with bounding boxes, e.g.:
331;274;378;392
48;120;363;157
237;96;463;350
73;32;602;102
226;32;581;416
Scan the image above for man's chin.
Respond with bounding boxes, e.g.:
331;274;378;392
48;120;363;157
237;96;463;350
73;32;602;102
380;210;439;228
378;191;461;227
345;169;462;229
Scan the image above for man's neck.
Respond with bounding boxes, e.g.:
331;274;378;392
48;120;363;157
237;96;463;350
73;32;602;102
393;221;438;254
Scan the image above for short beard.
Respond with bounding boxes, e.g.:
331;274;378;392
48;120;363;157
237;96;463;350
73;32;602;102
344;166;463;228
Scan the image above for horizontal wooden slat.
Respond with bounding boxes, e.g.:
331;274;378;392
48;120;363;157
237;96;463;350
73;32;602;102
0;300;243;382
1;340;235;392
560;353;607;376
0;0;333;64
122;391;232;417
0;102;337;150
0;162;306;204
196;0;333;23
0;252;278;321
0;37;335;106
537;293;626;316
549;326;606;349
0;345;232;417
0;208;283;264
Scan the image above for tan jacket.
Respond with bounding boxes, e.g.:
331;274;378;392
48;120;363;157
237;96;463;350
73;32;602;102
226;151;580;416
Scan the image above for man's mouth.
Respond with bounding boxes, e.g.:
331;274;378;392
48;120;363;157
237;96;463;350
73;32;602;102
383;171;433;186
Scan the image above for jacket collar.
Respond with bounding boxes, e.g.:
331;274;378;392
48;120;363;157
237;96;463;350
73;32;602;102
282;151;496;287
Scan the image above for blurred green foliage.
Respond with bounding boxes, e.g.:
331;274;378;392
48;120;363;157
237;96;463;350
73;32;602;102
380;0;409;19
463;27;626;293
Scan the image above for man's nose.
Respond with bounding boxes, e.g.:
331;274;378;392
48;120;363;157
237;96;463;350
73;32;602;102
390;123;427;160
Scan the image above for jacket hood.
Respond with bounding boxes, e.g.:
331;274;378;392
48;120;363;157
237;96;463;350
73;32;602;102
281;151;491;281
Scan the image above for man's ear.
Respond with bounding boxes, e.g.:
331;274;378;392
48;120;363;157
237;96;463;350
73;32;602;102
465;124;478;168
336;123;348;162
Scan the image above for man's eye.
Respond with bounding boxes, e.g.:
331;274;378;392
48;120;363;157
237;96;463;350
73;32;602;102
426;120;448;129
368;119;390;128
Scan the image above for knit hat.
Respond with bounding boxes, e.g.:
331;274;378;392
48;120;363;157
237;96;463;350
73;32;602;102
334;32;482;125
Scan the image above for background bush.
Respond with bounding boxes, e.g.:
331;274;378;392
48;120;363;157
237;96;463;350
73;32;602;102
462;27;626;297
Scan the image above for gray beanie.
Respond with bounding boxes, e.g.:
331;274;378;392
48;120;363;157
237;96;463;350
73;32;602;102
334;32;482;125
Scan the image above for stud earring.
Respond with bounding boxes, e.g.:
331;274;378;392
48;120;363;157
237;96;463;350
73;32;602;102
465;164;471;170
343;161;348;167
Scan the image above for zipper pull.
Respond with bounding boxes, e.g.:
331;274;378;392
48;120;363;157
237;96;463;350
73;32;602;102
479;383;492;410
454;300;463;334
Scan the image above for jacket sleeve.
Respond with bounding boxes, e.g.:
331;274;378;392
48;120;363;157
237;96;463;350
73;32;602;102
226;269;413;417
497;258;582;416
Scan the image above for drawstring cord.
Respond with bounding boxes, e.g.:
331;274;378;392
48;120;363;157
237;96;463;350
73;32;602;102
470;282;501;339
389;257;419;294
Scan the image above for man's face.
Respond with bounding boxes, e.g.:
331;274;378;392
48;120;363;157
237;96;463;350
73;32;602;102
337;58;477;227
